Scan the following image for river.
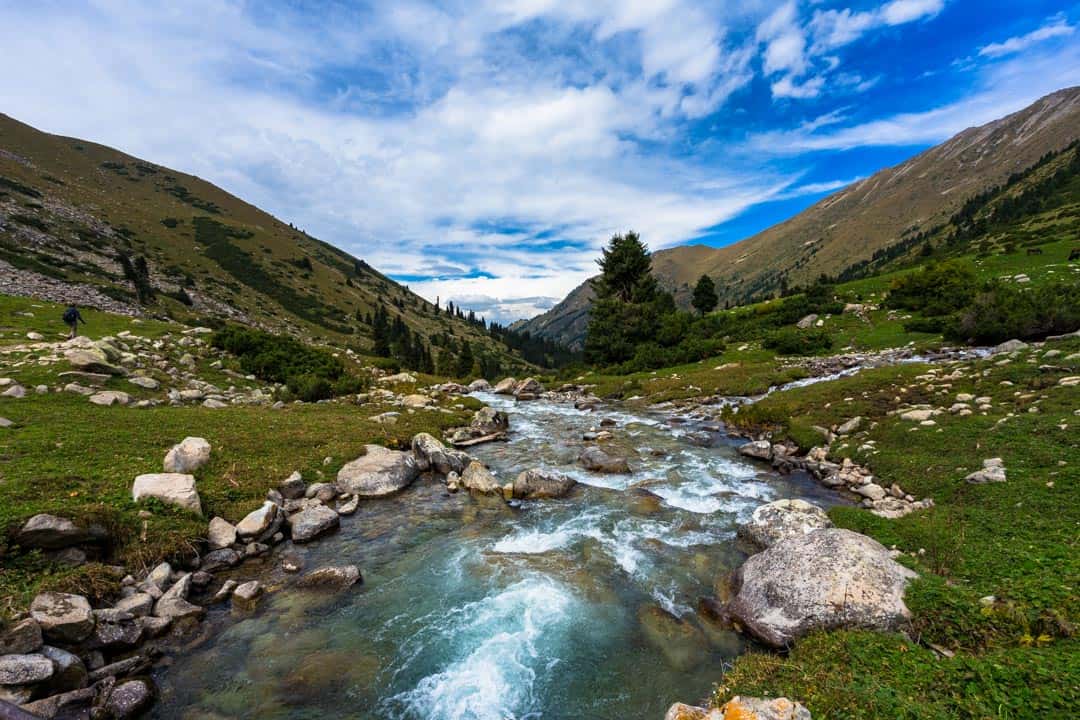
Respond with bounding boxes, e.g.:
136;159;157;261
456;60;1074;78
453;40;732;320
152;392;845;720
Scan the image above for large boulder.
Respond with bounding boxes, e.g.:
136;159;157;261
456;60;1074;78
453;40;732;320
16;514;97;550
0;654;54;686
468;379;491;392
336;445;419;497
65;347;125;376
578;446;631;474
738;440;773;460
737;499;834;551
163;437;212;473
411;433;470;475
132;473;202;515
492;377;518;395
460;461;501;494
30;593;95;643
512;469;577;499
725;529;917;648
288;505;340;543
514;377;543;398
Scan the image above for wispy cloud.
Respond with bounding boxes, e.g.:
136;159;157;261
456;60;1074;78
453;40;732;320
978;15;1075;58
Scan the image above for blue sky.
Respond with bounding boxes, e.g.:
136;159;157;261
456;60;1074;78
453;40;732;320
1;1;1078;322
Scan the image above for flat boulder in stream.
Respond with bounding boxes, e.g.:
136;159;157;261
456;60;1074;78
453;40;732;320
512;469;577;499
287;505;340;543
336;445;419;497
578;446;631;474
725;529;917;648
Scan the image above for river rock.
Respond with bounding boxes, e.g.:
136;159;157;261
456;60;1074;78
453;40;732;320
738;499;834;551
470;406;509;435
492;377;518;395
411;433;470;475
0;619;42;655
0;653;54;685
578;446;631;474
30;592;95;643
279;471;306;500
288;505;340;543
65;347;125;376
235;501;279;539
305;482;337;502
207;517;237;549
16;514;95;550
512;469;577;499
738;440;772;460
295;565;362;588
132;473;202;515
725;529;917;648
105;679;153;720
336;445;419;497
232;581;263;609
514;377;543;398
163;436;211;473
468;379;491;392
154;574;204;621
460;461;501;494
200;548;241;573
637;604;709;671
113;593;154;618
38;645;88;695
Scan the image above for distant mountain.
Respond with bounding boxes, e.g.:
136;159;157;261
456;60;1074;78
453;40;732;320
516;86;1080;349
0;113;534;371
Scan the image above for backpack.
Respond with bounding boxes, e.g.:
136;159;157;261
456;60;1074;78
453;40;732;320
63;307;78;324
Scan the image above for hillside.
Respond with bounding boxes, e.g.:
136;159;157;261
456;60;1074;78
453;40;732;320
0;113;538;374
518;86;1080;348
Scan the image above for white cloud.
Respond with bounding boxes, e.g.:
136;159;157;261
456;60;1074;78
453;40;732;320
880;0;945;27
978;15;1075;58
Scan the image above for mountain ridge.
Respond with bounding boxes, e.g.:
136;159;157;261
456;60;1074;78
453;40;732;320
516;86;1080;349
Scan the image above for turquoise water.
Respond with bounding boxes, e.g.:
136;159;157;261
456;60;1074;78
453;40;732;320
152;394;842;719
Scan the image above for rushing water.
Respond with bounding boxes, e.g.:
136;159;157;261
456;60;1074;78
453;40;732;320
152;393;844;720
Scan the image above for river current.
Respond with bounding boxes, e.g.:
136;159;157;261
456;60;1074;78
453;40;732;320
152;392;844;720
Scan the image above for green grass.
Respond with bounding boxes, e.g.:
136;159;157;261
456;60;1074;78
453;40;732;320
714;339;1080;717
0;293;176;347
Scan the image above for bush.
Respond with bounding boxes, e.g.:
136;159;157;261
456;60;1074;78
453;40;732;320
884;261;976;316
948;281;1080;344
763;328;834;355
211;326;366;400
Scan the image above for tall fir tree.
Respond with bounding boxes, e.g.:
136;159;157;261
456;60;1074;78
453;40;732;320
691;274;718;316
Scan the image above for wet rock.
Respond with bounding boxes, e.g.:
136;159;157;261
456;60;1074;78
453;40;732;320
105;679;153;720
288;505;340;543
232;581;263;609
154;574;204;621
30;592;95;643
512;469;577;499
460;460;502;494
207;517;237;550
132;473;202;515
738;499;834;551
637;604;709;671
738;440;772;460
514;377;543;398
470;406;510;435
163;436;211;473
20;686;97;718
37;646;88;696
295;565;362;589
279;471;306;500
199;548;241;573
0;653;53;685
16;514;97;550
336;445;419;497
235;501;279;539
212;580;239;604
0;618;42;655
411;432;470;475
725;529;917;648
281;554;304;574
664;702;710;720
305;482;337;502
336;494;359;515
578;446;631;474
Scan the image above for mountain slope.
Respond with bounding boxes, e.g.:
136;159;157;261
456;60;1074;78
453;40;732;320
0;113;533;371
518;86;1080;348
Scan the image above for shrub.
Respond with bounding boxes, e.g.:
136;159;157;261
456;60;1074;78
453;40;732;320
211;325;346;389
948;281;1080;344
287;374;333;402
763;328;833;355
884;261;976;316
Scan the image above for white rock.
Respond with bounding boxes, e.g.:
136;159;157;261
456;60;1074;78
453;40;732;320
132;473;202;515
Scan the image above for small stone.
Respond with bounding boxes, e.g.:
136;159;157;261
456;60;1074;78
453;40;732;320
232;581;262;609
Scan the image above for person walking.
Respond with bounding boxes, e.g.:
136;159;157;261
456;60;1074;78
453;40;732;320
63;304;85;339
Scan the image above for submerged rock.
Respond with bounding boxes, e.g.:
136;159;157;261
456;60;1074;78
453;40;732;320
637;604;709;671
725;529;917;648
295;565;362;589
336;445;419;497
738;499;833;551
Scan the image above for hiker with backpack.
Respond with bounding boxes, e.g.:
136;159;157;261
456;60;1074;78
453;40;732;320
63;305;85;339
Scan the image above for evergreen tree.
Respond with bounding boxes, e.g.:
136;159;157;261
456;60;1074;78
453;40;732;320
691;274;718;316
372;305;391;357
455;342;475;378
